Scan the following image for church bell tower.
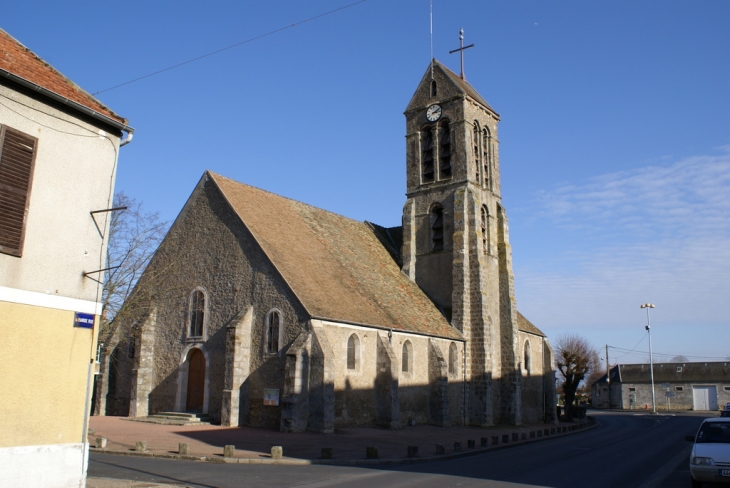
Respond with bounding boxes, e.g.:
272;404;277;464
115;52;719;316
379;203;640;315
401;59;522;426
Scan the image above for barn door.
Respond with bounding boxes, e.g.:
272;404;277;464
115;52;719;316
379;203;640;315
693;386;714;411
186;349;205;412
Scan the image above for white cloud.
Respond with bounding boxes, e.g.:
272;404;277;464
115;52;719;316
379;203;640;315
515;146;730;343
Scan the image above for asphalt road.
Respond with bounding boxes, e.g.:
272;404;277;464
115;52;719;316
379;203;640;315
89;411;709;488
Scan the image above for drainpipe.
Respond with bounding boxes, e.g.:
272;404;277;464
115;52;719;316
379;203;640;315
119;130;134;147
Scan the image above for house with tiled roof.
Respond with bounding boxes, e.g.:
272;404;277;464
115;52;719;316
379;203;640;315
99;60;555;431
592;363;730;411
0;29;132;486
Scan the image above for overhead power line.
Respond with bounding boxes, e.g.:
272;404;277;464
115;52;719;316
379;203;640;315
92;0;368;95
608;344;728;362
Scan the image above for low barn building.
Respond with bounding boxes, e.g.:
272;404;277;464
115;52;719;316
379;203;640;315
592;363;730;411
97;60;557;430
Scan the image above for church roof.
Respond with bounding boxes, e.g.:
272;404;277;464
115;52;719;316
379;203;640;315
209;172;463;341
516;311;546;337
433;59;494;112
0;28;127;125
405;59;497;115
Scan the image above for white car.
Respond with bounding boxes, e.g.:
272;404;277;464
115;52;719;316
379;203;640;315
688;417;730;487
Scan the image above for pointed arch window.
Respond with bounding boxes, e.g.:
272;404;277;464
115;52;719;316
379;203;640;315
422;128;435;183
430;80;438;97
482;128;491;189
480;205;490;255
431;204;444;251
449;342;458;375
265;310;281;353
188;289;206;339
402;340;413;373
473;122;481;185
347;333;360;370
524;340;531;375
439;121;452;179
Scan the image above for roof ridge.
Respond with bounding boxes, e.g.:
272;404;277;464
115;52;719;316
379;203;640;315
208;171;385;226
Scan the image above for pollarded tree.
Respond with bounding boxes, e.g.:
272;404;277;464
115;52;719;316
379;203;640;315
555;333;600;420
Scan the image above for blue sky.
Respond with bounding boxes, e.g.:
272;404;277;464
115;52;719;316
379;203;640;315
5;1;729;362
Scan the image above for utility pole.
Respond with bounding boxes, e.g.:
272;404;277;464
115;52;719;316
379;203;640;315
605;344;610;408
641;303;657;414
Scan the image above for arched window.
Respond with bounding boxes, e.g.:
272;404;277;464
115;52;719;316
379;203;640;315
473;122;481;184
431;204;444;251
480;205;490;255
439;121;451;179
430;80;438;97
347;334;359;370
265;310;281;353
402;340;413;373
189;289;205;338
482;128;491;189
524;340;531;375
449;342;458;375
422;128;435;183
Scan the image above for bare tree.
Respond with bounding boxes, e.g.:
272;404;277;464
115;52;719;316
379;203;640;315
555;333;600;420
670;355;688;362
101;192;168;337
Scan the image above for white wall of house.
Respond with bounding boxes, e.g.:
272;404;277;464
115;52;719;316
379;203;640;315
0;83;120;311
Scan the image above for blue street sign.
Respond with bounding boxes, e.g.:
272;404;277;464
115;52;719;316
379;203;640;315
74;312;95;329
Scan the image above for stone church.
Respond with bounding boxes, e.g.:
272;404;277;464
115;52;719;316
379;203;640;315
96;60;557;431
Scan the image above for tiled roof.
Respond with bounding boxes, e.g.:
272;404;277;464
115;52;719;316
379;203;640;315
595;363;730;384
210;172;463;341
433;59;496;113
516;311;546;337
0;28;126;124
617;362;730;384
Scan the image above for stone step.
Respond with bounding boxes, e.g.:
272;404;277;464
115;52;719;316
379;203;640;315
128;411;213;426
153;412;203;420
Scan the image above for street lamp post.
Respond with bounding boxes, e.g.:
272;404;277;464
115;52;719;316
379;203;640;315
641;303;657;414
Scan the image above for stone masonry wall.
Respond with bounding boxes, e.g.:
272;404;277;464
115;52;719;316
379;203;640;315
115;177;309;426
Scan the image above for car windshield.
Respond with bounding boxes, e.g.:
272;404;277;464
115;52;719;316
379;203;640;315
696;422;730;443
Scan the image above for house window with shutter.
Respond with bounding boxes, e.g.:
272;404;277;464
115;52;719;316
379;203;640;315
422;128;435;183
439;121;452;179
0;125;38;257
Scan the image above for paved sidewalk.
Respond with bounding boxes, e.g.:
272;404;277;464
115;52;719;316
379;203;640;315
88;416;591;465
87;416;595;487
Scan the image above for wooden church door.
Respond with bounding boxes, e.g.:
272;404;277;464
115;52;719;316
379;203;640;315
186;348;205;412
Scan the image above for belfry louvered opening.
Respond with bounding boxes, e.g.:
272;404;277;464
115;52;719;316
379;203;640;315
439;121;451;179
421;128;434;183
0;125;38;257
431;204;444;251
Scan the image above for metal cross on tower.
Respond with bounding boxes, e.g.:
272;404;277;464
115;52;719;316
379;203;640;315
449;28;474;80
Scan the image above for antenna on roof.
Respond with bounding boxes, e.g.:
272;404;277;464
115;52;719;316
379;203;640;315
430;0;434;81
449;28;474;80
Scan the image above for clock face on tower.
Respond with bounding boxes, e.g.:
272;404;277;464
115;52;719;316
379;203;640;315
426;104;442;122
